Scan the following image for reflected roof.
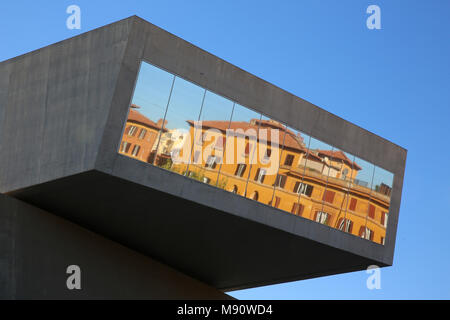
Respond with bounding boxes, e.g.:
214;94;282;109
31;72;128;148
316;150;362;171
186;119;308;153
128;105;167;131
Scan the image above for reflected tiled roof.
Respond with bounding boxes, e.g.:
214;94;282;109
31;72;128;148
128;106;167;131
316;150;362;171
186;120;307;153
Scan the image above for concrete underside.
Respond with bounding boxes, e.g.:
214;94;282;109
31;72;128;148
8;170;383;291
0;194;232;299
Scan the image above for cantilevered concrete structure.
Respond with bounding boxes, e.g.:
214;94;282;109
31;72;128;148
0;16;406;299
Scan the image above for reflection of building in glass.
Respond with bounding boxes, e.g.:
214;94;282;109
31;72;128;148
118;61;395;246
156;129;188;166
119;105;167;163
120;110;392;245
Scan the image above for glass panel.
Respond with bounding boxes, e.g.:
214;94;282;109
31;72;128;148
245;115;286;206
347;156;375;240
294;132;313;218
340;153;357;234
119;62;175;163
367;166;394;244
273;126;310;215
153;76;206;174
304;138;335;226
216;104;261;196
321;146;365;232
185;91;234;186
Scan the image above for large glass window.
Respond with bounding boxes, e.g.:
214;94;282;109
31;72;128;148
120;63;175;163
349;156;375;240
152;77;205;174
320;146;355;232
340;153;357;235
217;104;261;196
367;165;394;244
244;115;287;207
118;61;394;245
187;91;235;186
273;126;309;215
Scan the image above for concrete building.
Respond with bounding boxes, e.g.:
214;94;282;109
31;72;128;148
0;16;406;299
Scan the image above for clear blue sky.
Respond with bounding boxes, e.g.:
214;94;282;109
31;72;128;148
1;0;449;299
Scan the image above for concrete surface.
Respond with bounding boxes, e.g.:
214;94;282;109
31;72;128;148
0;194;232;299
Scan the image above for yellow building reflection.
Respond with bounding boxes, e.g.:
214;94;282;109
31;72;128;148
119;106;392;245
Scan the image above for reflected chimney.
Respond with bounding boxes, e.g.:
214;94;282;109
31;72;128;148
157;119;168;128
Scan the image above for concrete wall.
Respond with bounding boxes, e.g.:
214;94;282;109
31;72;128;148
0;18;132;192
0;194;231;299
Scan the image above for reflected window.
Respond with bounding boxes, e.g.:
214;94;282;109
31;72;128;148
235;164;247;177
128;126;138;136
255;168;266;183
274;174;287;188
131;145;141;157
270;196;281;208
315;211;330;225
349;198;357;211
368;204;376;219
284;154;294;166
322;190;335;204
360;227;374;241
291;203;304;215
120;141;131;154
138;129;147;140
337;218;353;232
294;182;313;196
381;212;388;228
206;156;218;169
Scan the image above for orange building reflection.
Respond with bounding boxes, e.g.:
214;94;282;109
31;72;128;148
119;106;392;245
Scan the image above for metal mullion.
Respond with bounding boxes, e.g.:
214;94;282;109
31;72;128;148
363;165;376;241
243;114;263;197
185;89;207;176
214;103;236;187
342;155;356;233
152;75;176;165
320;147;335;216
269;126;288;207
295;135;312;216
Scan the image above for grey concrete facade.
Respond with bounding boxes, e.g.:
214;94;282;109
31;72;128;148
0;194;231;299
0;16;407;293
